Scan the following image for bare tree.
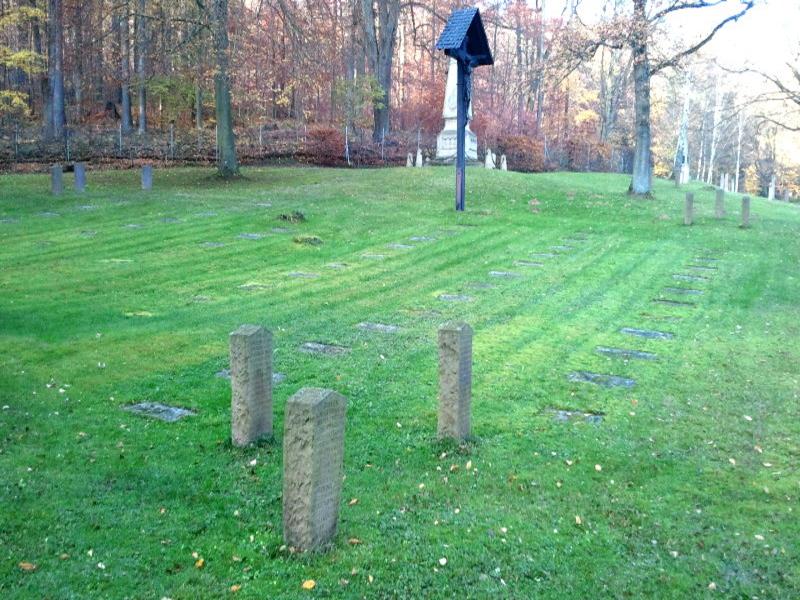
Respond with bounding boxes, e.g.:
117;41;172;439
136;0;147;134
360;0;400;141
210;0;238;177
44;0;66;139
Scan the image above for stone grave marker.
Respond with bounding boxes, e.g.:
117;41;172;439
741;195;751;228
595;346;657;361
288;272;320;279
409;236;436;242
437;322;472;440
513;260;544;268
684;192;694;226
230;324;273;446
500;154;508;171
715;189;726;218
488;270;519;278
568;371;635;388
283;387;347;551
74;163;87;192
141;165;153;190
662;287;703;296
484;148;495;169
357;322;400;333
387;243;413;250
299;342;350;356
238;233;264;240
51;164;63;196
200;241;226;248
672;273;709;282
550;245;573;252
438;293;472;302
620;327;673;340
123;402;195;422
406;153;414;167
652;298;696;307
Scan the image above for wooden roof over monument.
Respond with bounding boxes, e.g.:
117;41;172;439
435;7;494;67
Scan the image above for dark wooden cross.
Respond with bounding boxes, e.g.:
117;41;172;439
436;7;493;212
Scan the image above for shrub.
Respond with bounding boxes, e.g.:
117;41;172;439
496;136;546;173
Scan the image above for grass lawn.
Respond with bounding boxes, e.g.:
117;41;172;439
1;166;799;598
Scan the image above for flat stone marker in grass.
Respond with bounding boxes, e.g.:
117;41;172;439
161;217;181;223
741;196;751;228
51;164;63;195
595;346;657;361
686;264;718;271
620;327;673;340
38;211;60;218
489;270;519;278
550;245;574;252
141;165;153;190
196;211;218;217
326;263;349;269
230;324;273;446
438;293;473;302
672;273;710;282
255;202;273;208
438;322;472;440
409;236;436;242
123;402;195;422
387;243;413;250
694;256;720;262
74;163;87;192
662;287;704;295
652;298;696;307
283;387;347;551
77;205;96;211
715;189;726;218
357;322;400;333
361;253;387;260
530;252;556;259
238;282;270;291
288;272;320;279
684;192;694;226
513;260;544;268
200;241;226;248
124;223;142;229
271;227;292;234
0;217;19;224
300;342;350;356
568;371;635;388
552;409;604;424
238;233;264;240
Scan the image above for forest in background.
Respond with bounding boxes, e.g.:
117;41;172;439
0;0;798;198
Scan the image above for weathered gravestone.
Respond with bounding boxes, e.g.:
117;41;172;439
74;163;87;192
283;387;347;551
768;176;775;201
416;148;423;168
741;195;751;228
438;322;472;440
406;152;414;167
500;154;508;171
484;148;495;169
230;324;272;446
684;192;694;226
51;164;63;196
141;165;153;190
715;189;726;218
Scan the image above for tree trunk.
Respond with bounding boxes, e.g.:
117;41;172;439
136;0;147;134
119;1;133;133
628;6;651;196
211;0;238;177
361;0;400;142
45;0;66;140
706;75;721;184
734;111;743;193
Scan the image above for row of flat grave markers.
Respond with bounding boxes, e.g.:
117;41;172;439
50;163;153;195
684;190;750;228
224;321;472;552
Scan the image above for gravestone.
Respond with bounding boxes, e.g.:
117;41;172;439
715;189;725;218
406;153;413;167
283;388;347;551
437;322;472;440
568;371;635;388
684;192;694;226
141;165;153;190
416;148;423;168
768;176;775;201
230;324;272;446
50;164;63;196
74;163;87;192
484;148;495;169
123;402;195;422
741;195;750;228
500;154;508;171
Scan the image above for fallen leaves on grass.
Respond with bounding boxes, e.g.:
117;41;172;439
230;584;241;593
18;561;36;572
348;498;358;506
301;579;316;590
348;538;362;545
195;558;205;569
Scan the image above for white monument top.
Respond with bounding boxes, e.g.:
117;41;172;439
442;58;472;120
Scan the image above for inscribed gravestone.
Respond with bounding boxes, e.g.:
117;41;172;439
684;192;694;226
74;163;86;192
741;195;750;228
283;387;347;551
141;165;153;190
230;324;272;446
51;164;63;196
438;322;472;440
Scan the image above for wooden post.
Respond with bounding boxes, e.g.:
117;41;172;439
684;192;694;226
455;61;466;211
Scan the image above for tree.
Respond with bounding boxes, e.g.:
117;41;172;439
360;0;400;141
44;0;66;139
136;0;147;134
210;0;238;177
118;0;134;133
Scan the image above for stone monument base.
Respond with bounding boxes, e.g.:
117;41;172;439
436;123;478;161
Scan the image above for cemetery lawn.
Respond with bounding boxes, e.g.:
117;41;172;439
2;166;800;599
